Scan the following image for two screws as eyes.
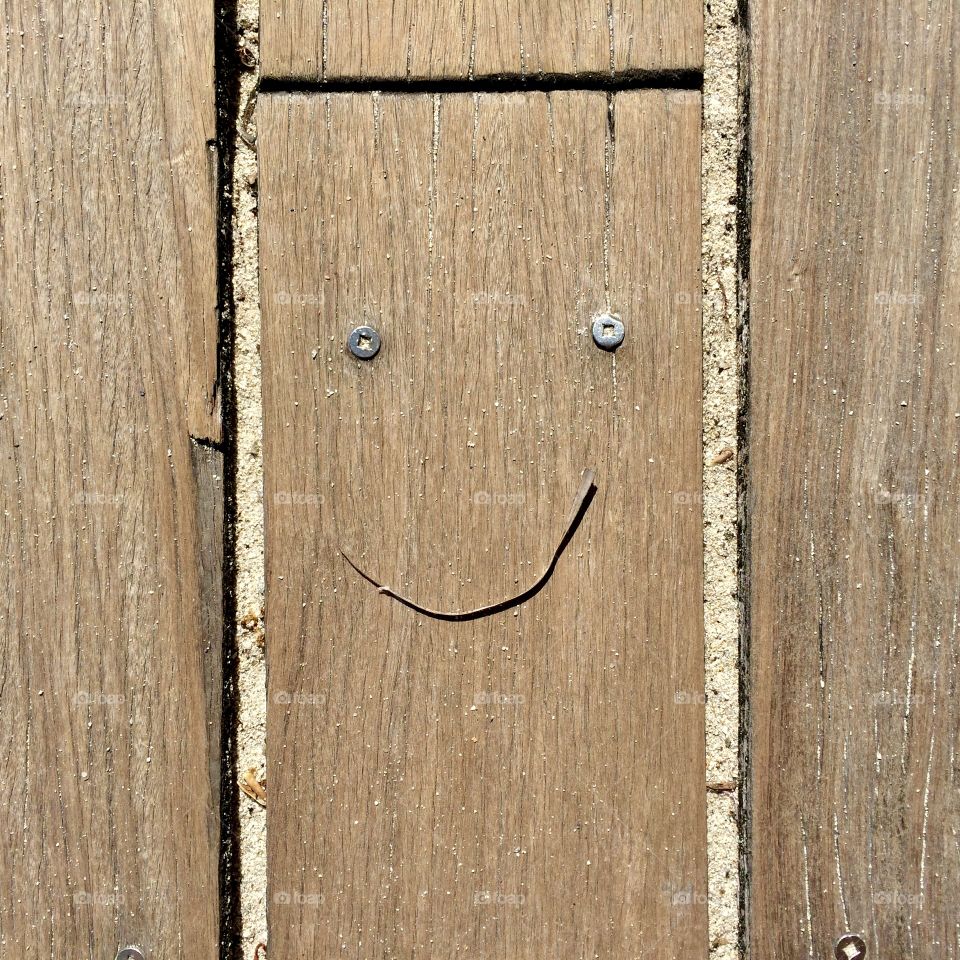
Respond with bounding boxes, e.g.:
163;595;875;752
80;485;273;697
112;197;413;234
348;314;625;358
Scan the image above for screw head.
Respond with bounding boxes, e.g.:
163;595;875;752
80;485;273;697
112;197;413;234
347;325;381;359
117;948;146;960
835;934;866;960
592;313;625;351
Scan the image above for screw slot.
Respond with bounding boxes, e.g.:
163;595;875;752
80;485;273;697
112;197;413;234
592;313;625;351
347;325;381;360
835;934;866;960
117;947;146;960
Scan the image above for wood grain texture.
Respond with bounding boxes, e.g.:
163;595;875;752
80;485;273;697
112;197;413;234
260;0;703;79
748;1;960;957
260;90;704;958
0;2;221;956
192;444;226;828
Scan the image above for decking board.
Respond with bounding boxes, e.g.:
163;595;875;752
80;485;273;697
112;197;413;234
259;89;705;958
260;0;703;79
0;2;222;956
747;1;960;956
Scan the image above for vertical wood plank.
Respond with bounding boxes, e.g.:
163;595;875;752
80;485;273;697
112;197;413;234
748;1;960;957
192;444;227;832
260;0;703;79
260;90;704;958
0;2;222;956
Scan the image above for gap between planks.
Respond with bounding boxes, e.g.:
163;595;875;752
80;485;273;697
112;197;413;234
257;69;703;95
221;0;269;956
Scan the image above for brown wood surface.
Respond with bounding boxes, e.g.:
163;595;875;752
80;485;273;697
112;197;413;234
192;444;227;829
260;1;703;80
748;1;960;957
260;90;704;958
0;2;222;957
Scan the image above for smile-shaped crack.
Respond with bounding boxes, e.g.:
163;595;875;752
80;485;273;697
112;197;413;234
340;468;597;621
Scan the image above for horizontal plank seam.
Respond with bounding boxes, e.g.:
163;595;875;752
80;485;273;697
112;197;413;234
258;69;703;95
191;434;226;452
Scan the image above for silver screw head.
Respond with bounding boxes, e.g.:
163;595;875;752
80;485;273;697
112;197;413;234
347;325;381;359
117;947;146;960
592;313;625;351
835;934;866;960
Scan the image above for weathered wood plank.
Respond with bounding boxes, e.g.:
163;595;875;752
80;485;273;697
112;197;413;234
748;1;960;957
192;443;226;837
0;2;222;956
261;1;703;79
260;90;704;958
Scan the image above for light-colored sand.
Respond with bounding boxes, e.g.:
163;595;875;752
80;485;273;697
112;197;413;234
229;2;267;955
702;0;742;954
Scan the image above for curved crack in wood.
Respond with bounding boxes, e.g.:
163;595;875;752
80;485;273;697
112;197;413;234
340;468;597;621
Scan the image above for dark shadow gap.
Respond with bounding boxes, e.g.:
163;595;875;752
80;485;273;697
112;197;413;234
213;0;244;955
734;0;753;955
258;68;703;96
190;434;225;452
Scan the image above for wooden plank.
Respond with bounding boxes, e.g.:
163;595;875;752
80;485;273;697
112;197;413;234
260;90;704;958
0;2;222;957
748;1;960;957
192;444;226;828
260;1;703;80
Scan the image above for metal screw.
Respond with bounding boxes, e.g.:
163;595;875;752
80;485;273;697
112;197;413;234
592;313;625;351
347;325;381;360
835;934;866;960
117;948;146;960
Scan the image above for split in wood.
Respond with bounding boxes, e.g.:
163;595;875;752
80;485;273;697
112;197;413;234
340;468;596;621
